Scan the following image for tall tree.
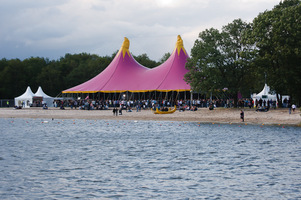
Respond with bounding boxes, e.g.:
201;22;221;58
249;0;301;105
36;62;62;97
133;53;160;68
22;57;48;91
0;59;26;98
159;52;171;64
185;19;254;107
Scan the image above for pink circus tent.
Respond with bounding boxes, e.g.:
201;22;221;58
62;35;190;94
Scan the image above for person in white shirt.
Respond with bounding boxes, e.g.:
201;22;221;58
292;104;296;112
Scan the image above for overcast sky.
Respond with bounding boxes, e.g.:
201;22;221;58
0;0;281;61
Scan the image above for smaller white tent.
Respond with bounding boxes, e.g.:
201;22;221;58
14;86;35;108
252;84;290;107
252;84;277;101
34;86;54;107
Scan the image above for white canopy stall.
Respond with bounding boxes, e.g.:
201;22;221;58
14;86;35;108
252;84;277;101
252;84;290;107
34;86;54;107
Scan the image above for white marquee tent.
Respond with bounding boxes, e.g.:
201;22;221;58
252;84;277;101
34;86;54;107
252;84;290;106
14;86;54;108
14;86;36;108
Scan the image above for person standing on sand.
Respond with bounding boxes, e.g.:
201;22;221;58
240;110;244;122
113;107;118;116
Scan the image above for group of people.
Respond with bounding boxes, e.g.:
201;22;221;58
160;107;169;111
177;105;198;112
52;97;297;111
53;98;254;111
112;107;122;116
50;98;298;118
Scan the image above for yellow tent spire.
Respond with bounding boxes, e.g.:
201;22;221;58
118;37;131;58
175;35;187;56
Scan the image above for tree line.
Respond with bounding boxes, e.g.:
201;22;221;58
185;0;301;106
0;52;168;99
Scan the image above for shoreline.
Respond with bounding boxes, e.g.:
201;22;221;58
1;107;300;126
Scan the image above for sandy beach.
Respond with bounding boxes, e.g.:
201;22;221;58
0;107;300;126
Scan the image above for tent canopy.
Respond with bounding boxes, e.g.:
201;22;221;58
15;86;54;107
35;86;53;98
14;86;36;107
34;86;54;106
15;86;35;99
252;84;276;100
252;83;290;104
63;35;190;94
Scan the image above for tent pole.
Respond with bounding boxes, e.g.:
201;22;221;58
160;92;162;106
131;92;134;101
171;91;174;106
165;91;168;106
190;90;193;107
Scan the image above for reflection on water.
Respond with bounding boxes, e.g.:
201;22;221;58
0;118;301;199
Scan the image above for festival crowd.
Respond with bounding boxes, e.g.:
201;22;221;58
52;97;291;111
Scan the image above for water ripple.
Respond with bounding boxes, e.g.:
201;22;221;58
0;118;300;199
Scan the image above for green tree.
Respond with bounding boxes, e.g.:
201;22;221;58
64;53;113;90
36;62;62;97
22;57;48;91
133;53;159;68
159;52;171;64
249;0;301;105
0;59;26;98
185;19;254;107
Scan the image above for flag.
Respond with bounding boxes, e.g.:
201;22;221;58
85;95;89;100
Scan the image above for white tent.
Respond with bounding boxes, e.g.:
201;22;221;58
252;84;277;101
34;86;54;107
252;84;290;107
14;86;35;108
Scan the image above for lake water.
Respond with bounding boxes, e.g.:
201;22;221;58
0;118;301;199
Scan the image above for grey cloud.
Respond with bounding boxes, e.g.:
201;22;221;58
0;0;280;61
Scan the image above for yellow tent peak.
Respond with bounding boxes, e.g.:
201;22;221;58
118;37;131;58
175;35;187;56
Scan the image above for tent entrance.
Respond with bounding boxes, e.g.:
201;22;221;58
32;96;43;107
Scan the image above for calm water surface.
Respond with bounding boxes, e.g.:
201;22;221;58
0;118;301;199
